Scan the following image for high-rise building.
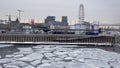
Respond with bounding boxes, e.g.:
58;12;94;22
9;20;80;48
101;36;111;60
79;4;84;24
45;16;55;24
62;16;68;26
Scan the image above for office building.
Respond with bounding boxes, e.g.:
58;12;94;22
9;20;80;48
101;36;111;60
62;16;68;26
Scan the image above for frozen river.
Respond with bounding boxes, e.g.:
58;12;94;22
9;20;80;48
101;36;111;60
0;44;120;68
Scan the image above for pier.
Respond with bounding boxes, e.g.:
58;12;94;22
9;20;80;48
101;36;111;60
0;34;116;46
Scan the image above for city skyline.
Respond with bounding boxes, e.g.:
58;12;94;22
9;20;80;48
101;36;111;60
0;0;120;25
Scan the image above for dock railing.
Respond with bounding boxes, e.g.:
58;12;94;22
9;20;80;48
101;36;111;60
114;34;120;46
0;33;116;46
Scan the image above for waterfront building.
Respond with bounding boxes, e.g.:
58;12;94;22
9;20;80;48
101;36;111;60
75;22;90;34
89;22;99;34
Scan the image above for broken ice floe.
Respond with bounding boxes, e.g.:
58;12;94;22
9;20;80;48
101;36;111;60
18;52;43;62
0;45;120;68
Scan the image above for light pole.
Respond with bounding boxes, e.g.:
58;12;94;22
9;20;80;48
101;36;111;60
18;10;23;22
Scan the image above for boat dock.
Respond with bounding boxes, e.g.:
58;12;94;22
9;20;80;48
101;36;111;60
0;34;117;46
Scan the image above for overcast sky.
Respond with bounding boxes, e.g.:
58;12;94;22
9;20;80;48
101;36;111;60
0;0;120;24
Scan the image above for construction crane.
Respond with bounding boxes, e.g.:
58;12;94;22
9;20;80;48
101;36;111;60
18;10;24;22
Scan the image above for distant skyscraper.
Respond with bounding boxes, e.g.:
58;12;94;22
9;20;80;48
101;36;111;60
45;16;55;24
62;16;68;26
79;4;84;24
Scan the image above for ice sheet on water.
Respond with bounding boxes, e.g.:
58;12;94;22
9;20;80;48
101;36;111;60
18;52;43;62
57;54;68;59
63;57;74;62
1;45;120;68
37;65;63;68
68;52;80;58
48;61;89;68
37;63;51;68
85;59;110;68
66;63;92;68
44;53;55;58
77;48;120;68
4;61;29;67
17;47;33;54
0;66;2;68
17;47;33;52
32;45;44;49
74;57;85;63
0;44;13;48
108;59;120;68
4;64;20;68
37;62;67;68
23;65;35;68
31;60;41;66
42;59;53;63
41;47;56;53
47;57;62;62
0;58;12;63
6;55;14;58
14;54;24;58
54;51;68;56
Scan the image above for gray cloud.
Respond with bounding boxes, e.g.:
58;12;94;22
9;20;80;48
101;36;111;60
0;0;120;24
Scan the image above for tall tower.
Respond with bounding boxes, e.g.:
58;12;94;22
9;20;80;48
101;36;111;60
8;15;11;23
79;4;84;24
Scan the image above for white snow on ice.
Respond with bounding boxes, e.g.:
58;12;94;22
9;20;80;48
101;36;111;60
0;45;120;68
